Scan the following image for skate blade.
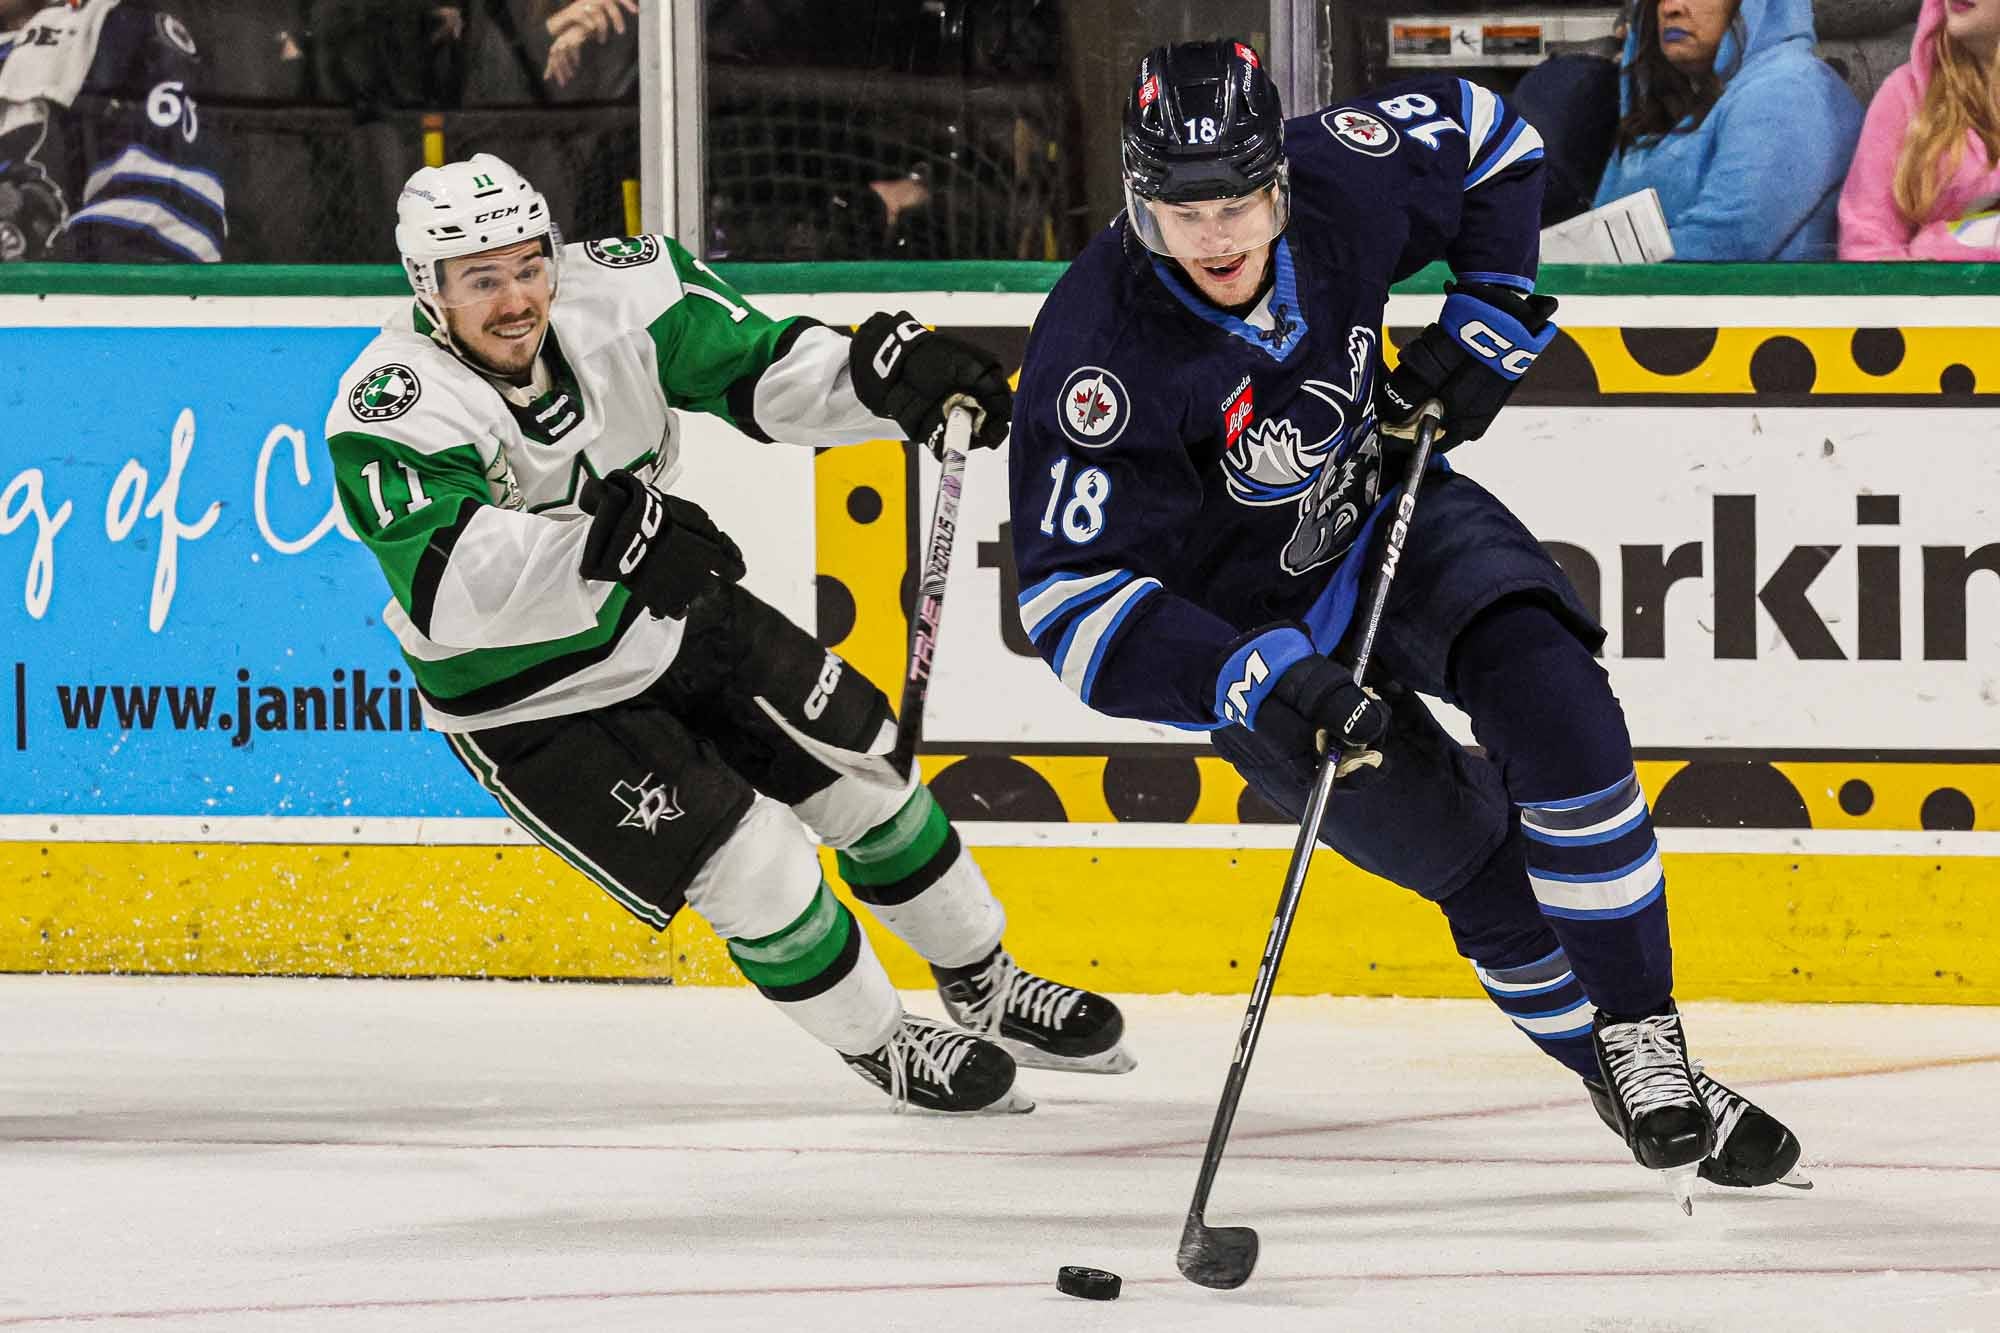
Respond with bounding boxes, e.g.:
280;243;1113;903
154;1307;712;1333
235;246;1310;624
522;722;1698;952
998;1038;1138;1075
980;1086;1037;1114
1665;1163;1699;1216
1775;1166;1814;1190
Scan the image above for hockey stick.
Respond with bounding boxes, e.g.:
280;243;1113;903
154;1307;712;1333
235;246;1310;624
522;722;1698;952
887;401;976;777
1177;404;1445;1291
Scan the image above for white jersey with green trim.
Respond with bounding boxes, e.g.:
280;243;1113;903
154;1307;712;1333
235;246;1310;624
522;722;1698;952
322;233;897;732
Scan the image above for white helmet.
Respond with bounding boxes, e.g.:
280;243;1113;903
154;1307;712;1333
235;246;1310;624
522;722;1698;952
394;153;560;316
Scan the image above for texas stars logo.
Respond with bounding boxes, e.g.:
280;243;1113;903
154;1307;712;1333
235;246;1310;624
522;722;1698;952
585;235;661;268
1056;365;1129;448
349;364;421;422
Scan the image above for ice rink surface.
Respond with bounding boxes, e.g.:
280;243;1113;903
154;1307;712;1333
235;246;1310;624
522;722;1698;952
2;975;1996;1332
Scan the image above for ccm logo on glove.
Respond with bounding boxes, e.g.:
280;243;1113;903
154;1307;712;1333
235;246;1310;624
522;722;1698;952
850;309;1014;459
579;470;746;620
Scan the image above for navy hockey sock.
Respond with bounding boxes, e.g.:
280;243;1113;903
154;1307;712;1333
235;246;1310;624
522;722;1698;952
1473;946;1598;1079
1451;599;1673;1017
1437;837;1598;1079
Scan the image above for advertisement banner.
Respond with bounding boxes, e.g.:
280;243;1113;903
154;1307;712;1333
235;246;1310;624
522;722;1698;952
915;406;2000;752
0;321;813;823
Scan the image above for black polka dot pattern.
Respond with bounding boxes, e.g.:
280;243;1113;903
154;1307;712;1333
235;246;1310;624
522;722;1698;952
1920;788;1975;832
1850;328;1906;377
1653;761;1811;829
1748;337;1817;394
929;756;1067;822
1621;328;1719;377
1102;755;1201;823
1838;780;1874;816
814;575;855;648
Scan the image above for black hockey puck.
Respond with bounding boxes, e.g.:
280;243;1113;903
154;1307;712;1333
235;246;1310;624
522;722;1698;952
1056;1265;1122;1301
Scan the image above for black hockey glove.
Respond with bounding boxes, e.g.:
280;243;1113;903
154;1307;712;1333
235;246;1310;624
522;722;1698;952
1216;627;1390;786
578;470;746;619
1376;280;1560;452
849;310;1013;458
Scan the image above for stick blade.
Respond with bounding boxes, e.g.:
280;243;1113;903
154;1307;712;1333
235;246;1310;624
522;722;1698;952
1176;1220;1259;1289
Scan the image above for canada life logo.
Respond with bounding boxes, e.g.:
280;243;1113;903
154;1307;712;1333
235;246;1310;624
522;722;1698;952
1138;74;1159;108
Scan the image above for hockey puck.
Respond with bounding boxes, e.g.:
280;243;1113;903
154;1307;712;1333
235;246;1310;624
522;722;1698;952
1056;1265;1121;1301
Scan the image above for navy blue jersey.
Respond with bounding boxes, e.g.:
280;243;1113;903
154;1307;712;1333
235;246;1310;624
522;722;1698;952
1010;75;1546;729
0;1;224;263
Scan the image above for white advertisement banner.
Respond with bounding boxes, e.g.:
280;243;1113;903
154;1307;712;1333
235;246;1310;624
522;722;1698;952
918;406;2000;752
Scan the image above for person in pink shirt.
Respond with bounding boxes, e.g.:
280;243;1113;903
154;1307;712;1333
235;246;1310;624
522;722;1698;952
1839;0;2000;258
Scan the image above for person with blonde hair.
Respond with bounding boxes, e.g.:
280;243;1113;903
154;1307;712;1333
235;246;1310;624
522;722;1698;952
1839;0;2000;257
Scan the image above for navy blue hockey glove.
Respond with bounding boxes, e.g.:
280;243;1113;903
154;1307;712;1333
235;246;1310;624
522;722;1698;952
1215;627;1389;785
1376;280;1559;452
578;470;746;619
850;310;1013;458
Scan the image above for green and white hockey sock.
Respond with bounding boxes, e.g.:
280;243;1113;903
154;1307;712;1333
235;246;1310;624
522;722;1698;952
725;877;901;1056
835;786;1004;969
686;795;900;1057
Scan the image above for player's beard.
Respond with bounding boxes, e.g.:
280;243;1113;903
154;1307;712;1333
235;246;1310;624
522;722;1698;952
455;305;546;382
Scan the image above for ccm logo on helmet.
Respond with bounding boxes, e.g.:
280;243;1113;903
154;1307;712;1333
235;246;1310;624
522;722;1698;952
473;205;521;224
1460;320;1539;376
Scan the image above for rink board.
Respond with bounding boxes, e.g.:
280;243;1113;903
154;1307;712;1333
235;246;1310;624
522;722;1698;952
1;263;1997;1000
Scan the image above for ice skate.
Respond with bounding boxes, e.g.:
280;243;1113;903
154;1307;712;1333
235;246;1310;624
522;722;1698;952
1590;1004;1714;1214
933;947;1136;1074
841;1014;1033;1114
1590;1064;1812;1192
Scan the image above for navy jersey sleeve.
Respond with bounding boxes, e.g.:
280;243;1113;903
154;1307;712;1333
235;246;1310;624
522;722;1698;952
1308;75;1547;291
1009;310;1247;729
56;7;225;262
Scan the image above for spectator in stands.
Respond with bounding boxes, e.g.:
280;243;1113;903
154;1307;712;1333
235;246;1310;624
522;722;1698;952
539;0;637;92
311;0;468;112
1593;0;1863;259
0;0;225;261
1838;0;2000;258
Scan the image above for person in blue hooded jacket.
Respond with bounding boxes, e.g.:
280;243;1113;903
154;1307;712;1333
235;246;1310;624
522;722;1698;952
1594;0;1863;259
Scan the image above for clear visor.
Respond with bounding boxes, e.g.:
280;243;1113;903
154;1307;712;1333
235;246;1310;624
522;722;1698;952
1125;170;1291;261
429;239;558;311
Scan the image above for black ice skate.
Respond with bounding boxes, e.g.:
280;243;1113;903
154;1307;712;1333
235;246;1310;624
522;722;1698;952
1591;1003;1715;1214
933;947;1136;1074
1586;1064;1812;1192
841;1014;1033;1114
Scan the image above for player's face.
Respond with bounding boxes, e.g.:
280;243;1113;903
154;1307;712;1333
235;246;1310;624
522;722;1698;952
1945;0;2000;61
1144;188;1281;304
438;240;555;378
1655;0;1739;74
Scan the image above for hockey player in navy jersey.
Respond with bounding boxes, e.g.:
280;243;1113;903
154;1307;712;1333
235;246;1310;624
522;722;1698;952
0;0;225;262
1009;39;1807;1206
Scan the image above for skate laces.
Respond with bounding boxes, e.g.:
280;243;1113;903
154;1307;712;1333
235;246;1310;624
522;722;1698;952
878;1017;978;1111
951;951;1083;1035
1598;1013;1701;1119
1691;1062;1748;1151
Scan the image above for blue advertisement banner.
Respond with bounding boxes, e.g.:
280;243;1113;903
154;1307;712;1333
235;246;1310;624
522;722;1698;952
0;327;492;819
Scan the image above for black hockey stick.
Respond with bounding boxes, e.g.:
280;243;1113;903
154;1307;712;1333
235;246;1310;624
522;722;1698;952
887;402;976;777
1177;404;1445;1291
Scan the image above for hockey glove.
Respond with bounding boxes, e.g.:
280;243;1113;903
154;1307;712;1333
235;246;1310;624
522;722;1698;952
1214;626;1389;784
1376;280;1559;451
578;470;746;619
850;310;1013;459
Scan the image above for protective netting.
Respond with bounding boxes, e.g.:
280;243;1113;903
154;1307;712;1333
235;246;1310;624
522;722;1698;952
704;65;1078;261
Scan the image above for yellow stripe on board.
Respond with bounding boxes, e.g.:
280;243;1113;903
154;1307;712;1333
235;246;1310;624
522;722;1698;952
2;843;1993;1004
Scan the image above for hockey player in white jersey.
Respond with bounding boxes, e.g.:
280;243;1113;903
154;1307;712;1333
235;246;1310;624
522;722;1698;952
324;155;1133;1113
